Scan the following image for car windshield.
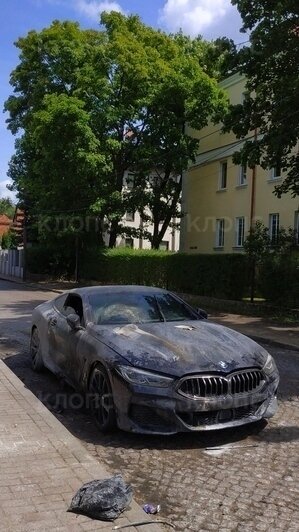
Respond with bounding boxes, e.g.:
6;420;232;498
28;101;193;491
88;292;198;325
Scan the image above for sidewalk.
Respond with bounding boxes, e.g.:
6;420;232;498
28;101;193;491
210;312;299;351
0;360;162;532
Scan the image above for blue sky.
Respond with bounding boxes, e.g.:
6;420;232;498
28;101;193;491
1;0;245;199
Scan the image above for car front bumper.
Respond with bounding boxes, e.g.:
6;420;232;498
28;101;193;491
111;370;279;435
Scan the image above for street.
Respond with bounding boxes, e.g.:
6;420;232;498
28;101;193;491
0;280;298;531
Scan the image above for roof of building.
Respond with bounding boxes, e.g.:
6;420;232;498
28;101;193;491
0;214;12;237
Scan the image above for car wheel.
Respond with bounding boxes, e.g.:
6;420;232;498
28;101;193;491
30;327;44;372
88;365;116;432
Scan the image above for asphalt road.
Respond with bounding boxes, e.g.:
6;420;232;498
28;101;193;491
0;279;298;531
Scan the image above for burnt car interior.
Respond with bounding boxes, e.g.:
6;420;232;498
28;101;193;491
62;294;84;325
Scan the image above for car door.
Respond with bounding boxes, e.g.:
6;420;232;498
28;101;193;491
49;293;85;383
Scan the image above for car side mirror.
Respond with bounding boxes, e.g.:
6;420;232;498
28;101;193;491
67;313;82;330
196;308;208;320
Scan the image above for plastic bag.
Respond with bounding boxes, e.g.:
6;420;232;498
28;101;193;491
68;474;133;521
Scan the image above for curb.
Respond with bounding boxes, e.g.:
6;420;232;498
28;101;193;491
247;334;299;353
0;274;64;294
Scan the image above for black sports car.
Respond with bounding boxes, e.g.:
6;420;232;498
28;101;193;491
30;285;279;434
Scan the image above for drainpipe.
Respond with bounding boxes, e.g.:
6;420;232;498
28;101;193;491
250;128;258;228
249;128;258;303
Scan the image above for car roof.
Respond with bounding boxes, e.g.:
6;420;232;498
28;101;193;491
69;285;170;297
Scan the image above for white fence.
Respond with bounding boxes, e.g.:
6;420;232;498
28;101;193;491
0;249;24;279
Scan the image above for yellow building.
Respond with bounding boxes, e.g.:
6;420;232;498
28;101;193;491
180;73;299;253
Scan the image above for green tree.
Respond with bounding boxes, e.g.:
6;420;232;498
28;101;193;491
243;221;271;302
5;14;227;251
223;0;299;197
1;229;18;249
5;20;110;251
243;220;298;302
93;13;227;248
0;197;15;219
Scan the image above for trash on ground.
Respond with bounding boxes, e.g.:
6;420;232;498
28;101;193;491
113;520;176;530
68;474;133;521
143;504;161;514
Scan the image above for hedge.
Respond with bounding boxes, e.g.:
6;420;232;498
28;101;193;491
80;247;248;300
259;253;299;308
27;244;299;306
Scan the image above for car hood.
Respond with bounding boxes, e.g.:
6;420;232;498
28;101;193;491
90;320;268;377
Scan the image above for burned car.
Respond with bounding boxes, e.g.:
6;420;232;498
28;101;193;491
31;286;279;434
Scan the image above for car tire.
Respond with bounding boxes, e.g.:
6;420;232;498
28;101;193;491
88;365;116;432
30;327;44;372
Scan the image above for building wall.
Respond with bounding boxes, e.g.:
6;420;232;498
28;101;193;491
104;171;180;251
114;210;179;251
181;73;299;254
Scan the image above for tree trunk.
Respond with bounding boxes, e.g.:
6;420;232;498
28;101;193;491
151;176;182;250
250;258;256;303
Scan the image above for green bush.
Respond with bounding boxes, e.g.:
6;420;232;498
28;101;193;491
81;248;248;300
167;253;248;300
1;230;18;249
259;253;299;307
27;242;76;277
81;247;169;287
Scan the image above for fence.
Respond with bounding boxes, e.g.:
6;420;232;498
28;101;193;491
0;249;24;279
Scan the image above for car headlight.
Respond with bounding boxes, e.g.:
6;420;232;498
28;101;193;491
117;365;174;388
262;353;277;376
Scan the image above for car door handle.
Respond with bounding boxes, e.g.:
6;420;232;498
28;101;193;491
49;317;57;327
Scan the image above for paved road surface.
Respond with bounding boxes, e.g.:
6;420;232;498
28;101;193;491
0;280;298;531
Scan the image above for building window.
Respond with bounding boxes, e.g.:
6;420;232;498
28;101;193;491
125;211;135;222
235;217;245;247
238;164;247;186
159;240;169;251
269;213;280;245
241;91;248;104
125;237;134;248
215;219;225;248
270;163;282;180
124;173;135;189
219;161;227;190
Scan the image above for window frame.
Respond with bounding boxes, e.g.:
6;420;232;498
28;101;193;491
215;218;225;248
125;211;135;222
235;216;245;248
269;164;282;181
125;237;134;248
159;240;169;251
269;213;280;245
218;161;228;190
238;164;247;186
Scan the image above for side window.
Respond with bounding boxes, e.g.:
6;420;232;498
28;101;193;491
54;294;67;314
61;294;84;324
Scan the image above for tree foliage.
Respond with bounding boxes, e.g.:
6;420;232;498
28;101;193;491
5;14;227;249
0;197;15;219
1;229;18;249
223;0;299;196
